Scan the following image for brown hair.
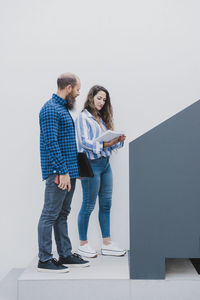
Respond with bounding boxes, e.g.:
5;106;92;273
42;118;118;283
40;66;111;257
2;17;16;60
83;85;114;130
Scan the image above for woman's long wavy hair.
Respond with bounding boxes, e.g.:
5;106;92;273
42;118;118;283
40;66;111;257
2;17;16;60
82;85;114;130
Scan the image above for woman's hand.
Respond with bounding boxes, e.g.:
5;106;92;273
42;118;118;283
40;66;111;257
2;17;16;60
118;134;126;142
103;135;126;148
103;136;121;148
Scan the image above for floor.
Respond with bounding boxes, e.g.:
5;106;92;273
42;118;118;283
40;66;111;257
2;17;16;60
1;255;200;300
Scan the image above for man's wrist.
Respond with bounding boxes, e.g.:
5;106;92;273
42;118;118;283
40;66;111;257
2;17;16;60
60;173;69;177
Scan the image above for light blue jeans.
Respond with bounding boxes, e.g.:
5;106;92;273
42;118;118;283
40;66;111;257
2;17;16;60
78;157;113;240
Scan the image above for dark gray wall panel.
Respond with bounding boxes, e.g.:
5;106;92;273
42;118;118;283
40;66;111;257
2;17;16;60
129;100;200;279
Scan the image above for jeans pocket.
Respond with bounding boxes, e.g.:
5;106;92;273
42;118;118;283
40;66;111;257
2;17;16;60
46;174;57;186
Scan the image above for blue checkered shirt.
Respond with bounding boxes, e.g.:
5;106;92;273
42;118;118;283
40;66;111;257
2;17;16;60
39;93;80;180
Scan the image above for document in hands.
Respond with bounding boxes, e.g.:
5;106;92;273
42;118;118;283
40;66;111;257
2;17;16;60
95;130;124;142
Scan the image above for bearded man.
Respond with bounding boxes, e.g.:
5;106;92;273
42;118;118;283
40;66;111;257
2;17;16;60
37;73;90;273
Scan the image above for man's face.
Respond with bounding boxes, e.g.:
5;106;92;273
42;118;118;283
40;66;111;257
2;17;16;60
72;80;81;99
65;80;81;110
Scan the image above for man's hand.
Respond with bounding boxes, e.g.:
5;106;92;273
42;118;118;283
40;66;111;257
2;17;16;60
58;174;71;191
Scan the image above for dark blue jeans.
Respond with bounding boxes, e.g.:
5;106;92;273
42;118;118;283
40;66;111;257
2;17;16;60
38;174;76;262
78;157;113;240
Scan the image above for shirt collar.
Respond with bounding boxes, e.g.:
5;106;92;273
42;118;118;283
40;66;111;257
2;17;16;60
84;109;95;119
84;109;106;127
52;93;66;106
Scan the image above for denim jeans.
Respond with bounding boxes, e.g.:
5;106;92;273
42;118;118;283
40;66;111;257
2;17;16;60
78;157;113;240
38;174;76;261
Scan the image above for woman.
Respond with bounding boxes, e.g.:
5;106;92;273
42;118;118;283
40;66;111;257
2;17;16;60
75;85;126;258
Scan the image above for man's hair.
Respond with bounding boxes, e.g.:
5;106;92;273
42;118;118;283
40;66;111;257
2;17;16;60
57;73;78;90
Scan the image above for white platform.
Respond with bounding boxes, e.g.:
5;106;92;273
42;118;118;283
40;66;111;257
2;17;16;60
17;255;200;300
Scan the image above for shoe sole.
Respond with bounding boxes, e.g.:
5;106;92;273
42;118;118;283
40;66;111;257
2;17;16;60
101;250;127;257
37;267;70;273
62;262;90;268
78;249;98;258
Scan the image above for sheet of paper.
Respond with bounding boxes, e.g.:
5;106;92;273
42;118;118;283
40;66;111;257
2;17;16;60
95;130;124;142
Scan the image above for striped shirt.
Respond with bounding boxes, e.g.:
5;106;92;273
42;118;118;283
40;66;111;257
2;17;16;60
75;109;124;160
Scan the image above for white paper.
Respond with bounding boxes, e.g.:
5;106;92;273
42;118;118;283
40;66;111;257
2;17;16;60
95;130;124;142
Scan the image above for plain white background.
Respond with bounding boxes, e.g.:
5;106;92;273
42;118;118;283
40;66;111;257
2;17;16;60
1;0;200;280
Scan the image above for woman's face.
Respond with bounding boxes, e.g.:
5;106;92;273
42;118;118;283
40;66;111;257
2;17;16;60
93;90;106;111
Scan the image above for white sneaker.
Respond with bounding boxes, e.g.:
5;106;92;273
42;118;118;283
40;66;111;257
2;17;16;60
78;243;98;258
101;241;126;256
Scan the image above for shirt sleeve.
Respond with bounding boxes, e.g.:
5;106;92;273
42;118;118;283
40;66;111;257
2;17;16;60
40;106;68;175
76;113;103;154
111;141;124;150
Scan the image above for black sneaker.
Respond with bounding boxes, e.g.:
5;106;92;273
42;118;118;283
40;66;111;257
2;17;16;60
59;253;90;268
37;258;70;273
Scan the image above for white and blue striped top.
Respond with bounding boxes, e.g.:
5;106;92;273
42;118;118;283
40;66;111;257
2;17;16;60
75;109;124;160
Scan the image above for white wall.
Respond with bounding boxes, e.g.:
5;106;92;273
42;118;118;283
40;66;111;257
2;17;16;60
1;0;200;280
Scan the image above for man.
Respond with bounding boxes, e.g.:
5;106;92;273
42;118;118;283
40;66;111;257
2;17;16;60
37;73;89;273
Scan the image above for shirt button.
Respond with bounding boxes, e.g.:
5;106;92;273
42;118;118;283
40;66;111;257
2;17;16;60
53;170;56;173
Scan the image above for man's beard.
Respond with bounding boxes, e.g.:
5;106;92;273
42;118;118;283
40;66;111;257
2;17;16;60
65;94;76;111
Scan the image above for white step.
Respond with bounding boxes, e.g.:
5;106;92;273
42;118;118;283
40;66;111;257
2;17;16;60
17;256;200;300
17;253;129;300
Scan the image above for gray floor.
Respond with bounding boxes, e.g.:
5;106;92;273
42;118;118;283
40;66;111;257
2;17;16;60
1;256;200;300
0;268;24;300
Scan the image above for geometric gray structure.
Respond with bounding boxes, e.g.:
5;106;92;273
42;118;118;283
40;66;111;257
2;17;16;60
129;100;200;279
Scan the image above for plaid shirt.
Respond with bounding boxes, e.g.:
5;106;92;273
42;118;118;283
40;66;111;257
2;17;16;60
39;93;79;180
